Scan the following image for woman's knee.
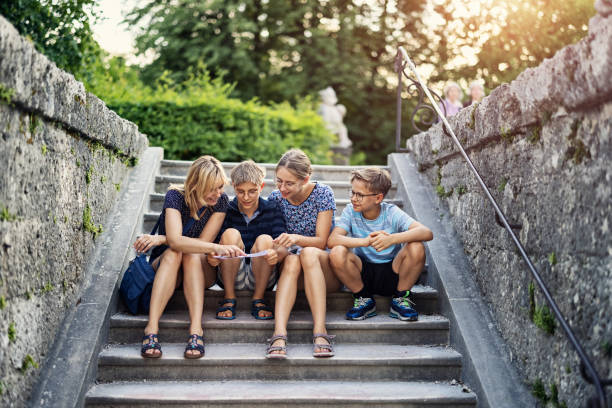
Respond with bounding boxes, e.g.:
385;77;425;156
280;255;302;277
220;228;242;245
299;247;321;268
252;234;273;251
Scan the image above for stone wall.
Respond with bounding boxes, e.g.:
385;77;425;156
406;8;612;407
0;16;147;407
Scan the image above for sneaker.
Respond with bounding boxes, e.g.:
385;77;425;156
390;293;418;321
345;296;376;320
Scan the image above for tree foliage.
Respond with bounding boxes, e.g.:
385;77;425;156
428;0;595;89
127;0;431;163
90;61;334;163
0;0;102;81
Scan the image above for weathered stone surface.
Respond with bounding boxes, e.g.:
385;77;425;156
0;16;148;408
406;10;612;407
0;15;147;156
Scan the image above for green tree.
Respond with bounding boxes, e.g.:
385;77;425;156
0;0;102;82
126;0;430;164
428;0;595;90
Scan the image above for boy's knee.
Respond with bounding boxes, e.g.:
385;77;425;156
329;246;347;267
252;234;273;250
221;228;242;245
402;242;425;265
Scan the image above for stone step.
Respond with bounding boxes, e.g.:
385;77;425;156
154;176;398;199
97;343;462;382
86;380;477;407
148;192;402;215
160;160;391;181
109;311;450;345
161;285;438;315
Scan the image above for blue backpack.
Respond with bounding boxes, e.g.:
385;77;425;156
119;207;206;314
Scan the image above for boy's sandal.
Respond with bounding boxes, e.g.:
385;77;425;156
265;334;288;360
141;333;162;358
184;334;205;359
216;298;237;320
251;298;274;320
312;333;336;358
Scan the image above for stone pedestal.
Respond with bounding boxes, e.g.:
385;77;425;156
331;146;352;165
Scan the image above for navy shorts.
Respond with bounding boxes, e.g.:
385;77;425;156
359;257;398;296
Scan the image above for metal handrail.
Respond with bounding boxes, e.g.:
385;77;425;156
394;46;609;408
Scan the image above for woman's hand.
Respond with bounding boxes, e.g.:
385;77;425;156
213;244;246;258
134;234;163;253
273;233;300;248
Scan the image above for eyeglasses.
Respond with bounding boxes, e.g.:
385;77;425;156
349;190;380;201
276;179;298;188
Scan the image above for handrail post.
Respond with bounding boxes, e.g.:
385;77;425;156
395;51;403;152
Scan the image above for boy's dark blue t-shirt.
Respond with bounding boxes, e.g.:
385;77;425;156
219;197;286;253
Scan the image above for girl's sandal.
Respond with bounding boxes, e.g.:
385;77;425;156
184;334;205;359
265;334;288;360
312;333;336;358
141;333;162;358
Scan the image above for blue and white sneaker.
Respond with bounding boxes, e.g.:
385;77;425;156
390;293;418;321
345;296;377;320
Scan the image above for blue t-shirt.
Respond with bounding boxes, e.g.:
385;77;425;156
337;202;415;263
268;182;336;237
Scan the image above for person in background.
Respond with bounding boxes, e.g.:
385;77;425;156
438;81;463;118
463;81;485;107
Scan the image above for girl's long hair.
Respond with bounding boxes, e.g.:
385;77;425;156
169;155;227;219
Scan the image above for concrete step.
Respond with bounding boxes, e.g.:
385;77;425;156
160;160;391;181
86;380;476;407
97;343;462;382
153;176;398;199
149;192;402;216
160;285;438;315
109;311;450;345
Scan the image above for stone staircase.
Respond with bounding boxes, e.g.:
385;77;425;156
84;160;478;407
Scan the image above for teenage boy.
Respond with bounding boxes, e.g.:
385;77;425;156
208;160;287;320
328;168;433;321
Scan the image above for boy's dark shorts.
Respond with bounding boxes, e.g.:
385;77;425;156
359;256;398;296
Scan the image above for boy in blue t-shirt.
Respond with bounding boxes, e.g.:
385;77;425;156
208;160;287;320
328;168;433;321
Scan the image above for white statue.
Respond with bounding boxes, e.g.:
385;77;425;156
318;87;352;148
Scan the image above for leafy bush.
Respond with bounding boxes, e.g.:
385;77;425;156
91;62;334;163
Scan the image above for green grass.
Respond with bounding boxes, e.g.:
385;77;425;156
21;354;38;373
8;322;16;342
548;252;557;266
497;178;508;192
0;83;15;105
533;305;556;335
0;205;18;222
82;204;103;238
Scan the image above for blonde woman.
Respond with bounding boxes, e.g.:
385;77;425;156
266;149;341;359
133;155;244;359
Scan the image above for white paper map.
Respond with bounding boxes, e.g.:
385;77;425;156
213;250;268;260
